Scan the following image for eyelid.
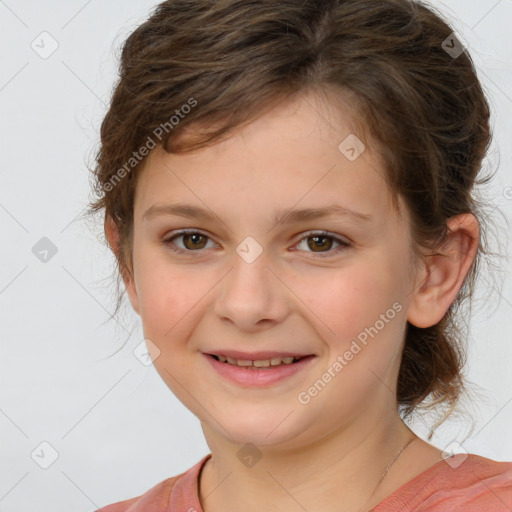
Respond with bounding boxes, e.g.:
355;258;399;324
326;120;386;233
294;229;351;245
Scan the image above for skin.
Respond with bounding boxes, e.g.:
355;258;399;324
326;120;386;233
105;88;480;512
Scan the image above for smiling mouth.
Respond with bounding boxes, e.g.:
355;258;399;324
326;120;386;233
209;354;306;369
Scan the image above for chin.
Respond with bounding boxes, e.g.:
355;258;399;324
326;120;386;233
212;410;309;449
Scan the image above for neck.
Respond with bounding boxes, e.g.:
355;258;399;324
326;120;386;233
199;411;416;512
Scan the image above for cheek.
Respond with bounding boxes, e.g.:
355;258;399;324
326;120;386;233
135;256;209;341
300;262;399;345
135;263;206;390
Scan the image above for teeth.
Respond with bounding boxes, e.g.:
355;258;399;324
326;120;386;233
253;359;270;367
214;355;300;368
235;359;253;366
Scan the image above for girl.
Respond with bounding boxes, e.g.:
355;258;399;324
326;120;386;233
89;0;512;510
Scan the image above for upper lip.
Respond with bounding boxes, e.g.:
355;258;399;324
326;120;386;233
204;350;314;360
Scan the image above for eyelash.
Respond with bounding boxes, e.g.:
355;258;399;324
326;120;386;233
162;229;351;258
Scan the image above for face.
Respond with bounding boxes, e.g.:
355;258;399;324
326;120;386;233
123;89;421;449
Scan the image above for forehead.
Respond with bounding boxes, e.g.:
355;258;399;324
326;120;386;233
133;89;402;228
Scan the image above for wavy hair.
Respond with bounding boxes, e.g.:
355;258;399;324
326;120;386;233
86;0;502;435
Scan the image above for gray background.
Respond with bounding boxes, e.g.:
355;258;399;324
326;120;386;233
1;1;511;511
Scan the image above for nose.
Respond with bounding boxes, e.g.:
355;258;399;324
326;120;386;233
214;247;291;332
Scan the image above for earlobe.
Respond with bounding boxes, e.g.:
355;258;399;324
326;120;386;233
407;214;479;329
104;215;141;316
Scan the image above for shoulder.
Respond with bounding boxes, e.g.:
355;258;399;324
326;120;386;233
435;453;512;488
94;454;211;512
439;453;512;508
375;453;512;512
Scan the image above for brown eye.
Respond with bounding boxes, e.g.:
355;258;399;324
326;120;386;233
307;235;334;252
295;231;351;257
181;232;208;250
164;230;216;253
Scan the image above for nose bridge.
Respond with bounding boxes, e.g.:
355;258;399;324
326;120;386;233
214;238;288;329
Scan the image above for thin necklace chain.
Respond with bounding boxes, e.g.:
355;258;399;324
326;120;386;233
379;435;416;483
363;435;417;512
198;435;418;512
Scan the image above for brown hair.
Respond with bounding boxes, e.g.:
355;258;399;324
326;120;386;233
86;0;501;434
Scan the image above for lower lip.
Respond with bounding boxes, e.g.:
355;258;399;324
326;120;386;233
203;354;316;387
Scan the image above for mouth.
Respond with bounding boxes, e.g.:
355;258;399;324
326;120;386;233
207;353;306;369
203;351;316;386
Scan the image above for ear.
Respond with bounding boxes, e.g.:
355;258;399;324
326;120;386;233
407;213;479;328
104;215;141;316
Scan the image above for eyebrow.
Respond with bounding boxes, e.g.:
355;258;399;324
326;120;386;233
142;202;372;226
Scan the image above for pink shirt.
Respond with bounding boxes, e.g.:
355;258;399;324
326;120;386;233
96;453;512;511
